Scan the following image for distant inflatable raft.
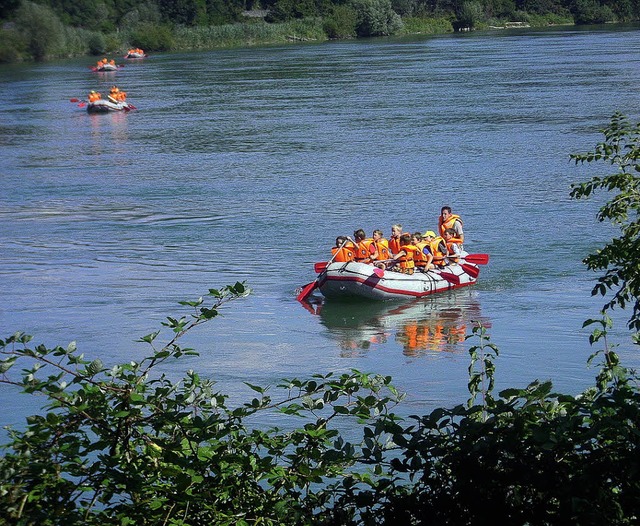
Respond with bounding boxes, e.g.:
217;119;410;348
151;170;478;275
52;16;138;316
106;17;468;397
87;99;135;113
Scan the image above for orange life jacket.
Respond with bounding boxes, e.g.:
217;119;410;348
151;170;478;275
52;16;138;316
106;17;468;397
446;241;460;263
396;244;417;271
88;92;101;102
374;238;391;261
414;241;429;268
430;237;447;267
389;236;402;255
355;239;375;263
439;214;463;243
331;246;354;262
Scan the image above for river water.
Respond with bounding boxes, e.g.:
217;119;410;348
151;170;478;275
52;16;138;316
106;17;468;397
1;24;640;429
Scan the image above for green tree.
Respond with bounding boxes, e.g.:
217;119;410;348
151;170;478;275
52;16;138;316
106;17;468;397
349;0;404;36
14;1;65;60
572;0;615;23
570;112;640;335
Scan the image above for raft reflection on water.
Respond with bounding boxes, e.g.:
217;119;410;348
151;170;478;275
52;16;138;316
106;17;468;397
310;290;489;357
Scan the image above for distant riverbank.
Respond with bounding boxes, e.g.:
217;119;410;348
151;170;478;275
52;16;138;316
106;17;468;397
0;8;574;64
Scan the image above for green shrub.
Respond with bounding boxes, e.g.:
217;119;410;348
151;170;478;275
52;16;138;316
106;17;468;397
86;31;106;55
398;16;454;34
572;0;616;24
323;5;358;39
14;1;65;60
129;23;175;52
350;0;404;37
0;28;26;63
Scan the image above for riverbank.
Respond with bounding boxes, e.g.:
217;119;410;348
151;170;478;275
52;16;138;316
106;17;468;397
0;10;574;64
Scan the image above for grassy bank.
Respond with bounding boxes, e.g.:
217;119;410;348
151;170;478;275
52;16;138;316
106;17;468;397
0;9;578;64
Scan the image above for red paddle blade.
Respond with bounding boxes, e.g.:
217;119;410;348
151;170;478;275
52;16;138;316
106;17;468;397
464;253;489;265
461;263;480;279
78;103;86;108
373;267;384;278
314;262;327;273
438;272;461;285
296;281;318;302
70;98;80;102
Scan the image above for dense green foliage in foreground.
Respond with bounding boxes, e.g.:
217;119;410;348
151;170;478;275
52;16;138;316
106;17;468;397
1;113;640;524
1;0;638;62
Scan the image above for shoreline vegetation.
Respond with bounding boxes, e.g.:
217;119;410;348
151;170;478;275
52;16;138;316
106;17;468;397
1;0;637;63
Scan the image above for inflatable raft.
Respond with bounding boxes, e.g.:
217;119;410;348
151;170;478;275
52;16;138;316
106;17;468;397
87;100;135;113
317;261;478;301
91;64;120;72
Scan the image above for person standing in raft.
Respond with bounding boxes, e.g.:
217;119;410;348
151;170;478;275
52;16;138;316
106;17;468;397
353;229;378;264
438;206;464;250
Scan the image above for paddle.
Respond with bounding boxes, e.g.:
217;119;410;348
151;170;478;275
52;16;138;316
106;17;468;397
462;253;489;265
460;263;480;279
297;239;350;302
435;271;461;285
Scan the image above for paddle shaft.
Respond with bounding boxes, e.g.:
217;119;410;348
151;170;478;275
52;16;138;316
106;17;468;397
298;239;349;302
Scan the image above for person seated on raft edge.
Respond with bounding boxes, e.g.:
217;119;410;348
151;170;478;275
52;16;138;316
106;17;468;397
412;232;431;272
88;90;102;102
388;223;403;256
423;230;449;268
353;229;378;265
443;227;462;264
388;233;417;275
331;236;355;263
372;229;391;269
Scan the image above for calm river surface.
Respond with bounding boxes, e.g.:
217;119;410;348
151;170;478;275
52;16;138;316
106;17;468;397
2;24;640;430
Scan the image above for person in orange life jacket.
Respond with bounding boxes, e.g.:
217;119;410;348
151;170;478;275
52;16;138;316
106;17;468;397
389;224;404;256
443;228;462;263
411;232;430;271
372;229;391;268
353;229;377;264
423;230;448;268
439;206;464;250
331;236;355;263
389;233;417;274
88;90;101;102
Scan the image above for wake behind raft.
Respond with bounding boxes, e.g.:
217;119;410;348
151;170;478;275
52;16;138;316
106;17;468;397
296;253;489;302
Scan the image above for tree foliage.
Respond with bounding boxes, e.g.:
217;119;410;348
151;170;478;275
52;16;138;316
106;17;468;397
570;112;640;336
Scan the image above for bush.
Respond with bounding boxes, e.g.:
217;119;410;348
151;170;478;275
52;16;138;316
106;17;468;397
13;1;65;61
456;0;485;29
86;31;106;55
572;0;616;24
0;28;26;63
350;0;404;37
398;16;454;34
128;23;175;52
323;5;358;39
